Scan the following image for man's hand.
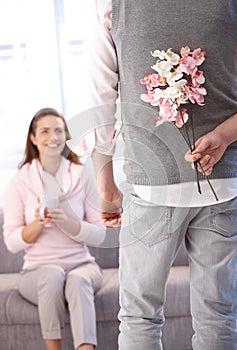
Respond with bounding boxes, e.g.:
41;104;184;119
185;129;228;175
92;150;123;227
99;189;123;227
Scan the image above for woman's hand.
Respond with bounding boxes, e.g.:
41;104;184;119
22;207;48;243
46;207;67;224
48;207;81;236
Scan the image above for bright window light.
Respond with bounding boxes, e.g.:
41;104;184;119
0;0;93;205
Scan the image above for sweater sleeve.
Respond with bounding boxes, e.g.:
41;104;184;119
3;175;32;253
67;0;119;157
90;0;118;155
71;163;106;246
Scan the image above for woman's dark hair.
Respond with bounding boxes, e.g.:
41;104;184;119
18;107;81;168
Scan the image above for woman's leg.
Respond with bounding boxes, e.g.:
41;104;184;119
18;264;66;350
45;339;61;350
65;262;103;349
77;343;94;350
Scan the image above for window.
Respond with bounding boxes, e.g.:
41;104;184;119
0;0;92;205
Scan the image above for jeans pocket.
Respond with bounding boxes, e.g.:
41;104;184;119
210;197;237;237
129;193;172;247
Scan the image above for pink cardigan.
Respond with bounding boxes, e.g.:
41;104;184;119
3;158;106;271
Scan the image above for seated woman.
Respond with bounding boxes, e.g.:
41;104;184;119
3;107;106;350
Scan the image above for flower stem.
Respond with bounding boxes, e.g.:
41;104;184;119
194;161;202;194
181;116;192;150
195;161;219;201
189;107;201;194
177;116;201;194
175;123;218;201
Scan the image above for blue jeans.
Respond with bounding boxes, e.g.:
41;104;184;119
118;190;237;350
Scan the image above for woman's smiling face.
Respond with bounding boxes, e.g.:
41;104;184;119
30;115;66;162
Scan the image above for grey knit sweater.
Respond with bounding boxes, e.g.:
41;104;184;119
110;0;237;185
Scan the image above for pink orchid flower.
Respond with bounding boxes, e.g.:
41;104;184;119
157;100;178;124
140;90;156;104
140;89;164;107
152;88;166;106
155;109;176;127
180;46;191;58
191;68;205;87
177;56;196;75
184;84;207;106
155;114;166;126
175;108;189;128
192;48;206;66
140;72;166;90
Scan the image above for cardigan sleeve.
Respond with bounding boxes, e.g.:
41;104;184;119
70;163;106;246
3;175;32;253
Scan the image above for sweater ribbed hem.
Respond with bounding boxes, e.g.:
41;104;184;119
126;171;237;186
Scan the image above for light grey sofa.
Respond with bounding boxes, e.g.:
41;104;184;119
0;208;194;350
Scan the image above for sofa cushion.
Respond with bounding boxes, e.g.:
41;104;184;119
0;273;19;323
0;269;119;325
95;268;119;321
164;265;191;317
0;265;190;328
89;227;119;269
172;240;189;266
0;209;24;273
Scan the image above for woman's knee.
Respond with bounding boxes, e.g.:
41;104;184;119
65;272;93;299
38;264;65;294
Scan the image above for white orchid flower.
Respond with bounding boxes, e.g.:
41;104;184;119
165;48;180;65
151;49;166;59
162;86;180;99
152;60;172;77
173;79;188;89
176;93;189;105
171;71;184;81
166;73;186;86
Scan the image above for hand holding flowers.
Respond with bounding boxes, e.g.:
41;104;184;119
140;46;218;200
185;129;228;176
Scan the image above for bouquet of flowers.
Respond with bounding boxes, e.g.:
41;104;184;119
140;46;218;200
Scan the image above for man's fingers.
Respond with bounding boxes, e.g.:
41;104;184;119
197;155;215;171
189;154;215;176
102;216;121;227
194;136;212;154
100;211;121;219
100;209;122;227
184;151;201;163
